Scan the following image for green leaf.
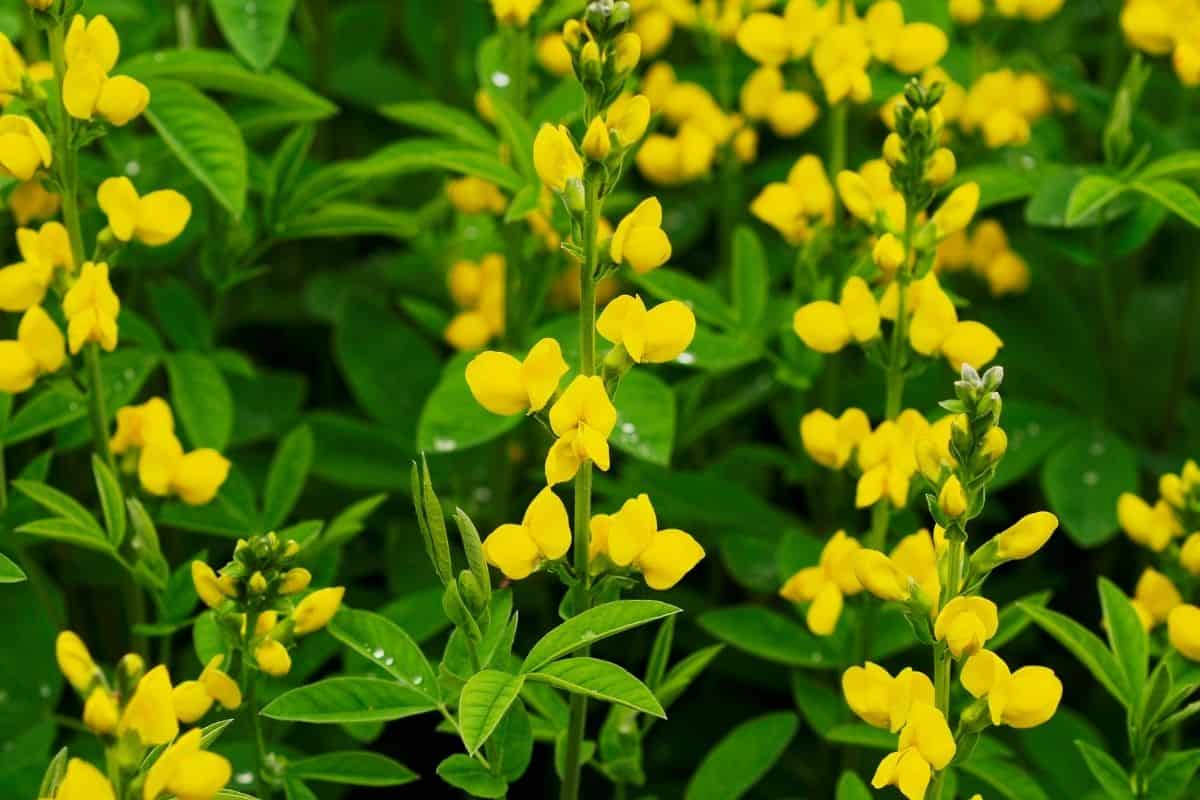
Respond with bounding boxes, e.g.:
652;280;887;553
684;712;799;800
504;183;541;223
1066;175;1125;226
611;370;675;466
1147;749;1200;800
1139;150;1200;182
192;611;228;666
634;268;738;330
486;89;535;181
166;352;235;450
262;425;314;530
143;80;248;219
327;608;438;699
122;49;335;117
731;226;768;330
1098;577;1148;698
991;590;1051;650
436;754;507;798
148;279;214;351
836;770;873;800
275;203;419;241
287;751;417;786
657;644;723;710
697;606;839;668
458;671;525;755
528;658;665;718
417;352;524;454
959;758;1050;800
1075;741;1134;800
17;518;113;554
1040;428;1137;547
377;101;499;151
306;412;410;490
1132;179;1200;227
92;455;126;548
0;553;26;583
951;160;1039;211
210;0;296;70
1020;602;1130;707
261;677;439;723
12;481;100;532
522;600;680;672
790;670;847;736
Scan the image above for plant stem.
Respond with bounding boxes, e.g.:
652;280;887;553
175;0;197;48
929;533;965;800
561;174;602;800
829;103;848;228
242;616;273;800
1162;262;1199;441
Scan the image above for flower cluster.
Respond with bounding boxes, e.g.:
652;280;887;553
444;253;506;350
937;219;1032;296
110;397;232;506
750;154;835;244
52;632;232;800
1121;0;1200;85
958;68;1054;148
192;531;345;677
62;15;149;126
950;0;1066;24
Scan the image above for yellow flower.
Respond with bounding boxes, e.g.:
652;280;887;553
872;702;956;800
62;16;149;125
9;180;61;225
950;0;984;25
934;596;999;657
1181;533;1200;576
55;759;116;800
1117;493;1181;552
855;411;928;508
853;548;911;602
925;148;956;186
890;529;941;610
836;170;876;223
750;155;834;243
0;305;66;393
592;493;703;589
890;23;948;74
143;727;232;800
994;511;1058;561
97;177;191;246
938;475;967;518
800;407;870;469
735;13;790;65
119;665;179;746
293;586;345;636
191;561;234;609
606;93;652;146
611;197;672;273
533;123;583;192
280;567;312;595
1133;568;1182;629
139;433;231;506
907;275;1002;370
740;66;783;120
545;375;618;483
465;337;569;416
931;182;980;237
489;0;541;26
62;261;119;353
767;90;820;138
446;176;507;215
873;233;905;273
0;115;52;180
111;397;175;454
842;662;934;732
0;221;73;312
780;531;863;635
536;33;573;76
1168;605;1200;661
255;638;292;676
961;649;1063;728
793;276;881;353
634;8;674;58
597;293;696;363
56;631;99;692
483;486;572;580
582;116;611;161
812;24;872;104
83;687;119;734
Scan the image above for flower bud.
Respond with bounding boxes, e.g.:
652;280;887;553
256;638;292;676
293;586;346;636
873;233;905;273
83;688;119;735
249;571;268;594
192;561;227;608
1181;533;1200;576
938;475;967;518
562;19;584;49
932;182;980;237
980;427;1007;463
1168;605;1200;661
925;148;956;186
853;550;910;601
579;41;603;80
26;0;54;9
612;33;641;74
994;511;1058;561
279;567;312;595
56;631;98;693
582;117;612;161
883;133;905;166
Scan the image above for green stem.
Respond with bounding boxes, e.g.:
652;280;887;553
1162;263;1200;441
85;344;116;471
175;0;197;48
561;172;602;800
242;616;273;800
829;103;848;228
122;577;147;658
929;534;965;800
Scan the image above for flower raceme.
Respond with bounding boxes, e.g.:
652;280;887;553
597;293;696;363
589;493;704;590
780;530;863;635
62;15;150;126
483;486;572;579
62;261;119;353
0;114;52;181
0;305;66;393
961;649;1063;728
0;221;74;311
98;177;192;246
871;702;956;800
465;337;570;416
793;276;881;353
546;375;619;484
843;662;935;733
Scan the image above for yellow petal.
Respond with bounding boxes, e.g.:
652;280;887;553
135;189;191;245
96;75;150;126
793;300;851;353
255;638;292;676
623;225;673;274
483;523;542;579
57;759;116;800
545;432;582;485
520;337;569;412
908;286;958;355
171;449;231;506
56;630;98;692
522;486;572;560
806;580;843;635
166;749;232;800
97;177;138;242
0;261;49;311
941;321;1003;370
140;434;184;496
466;350;527;415
578;422;612;470
120;665;179;746
172;680;215;724
596;294;644;346
839;277;880;343
642;300;696;363
1003;666;1062;728
62;58;104;120
636;528;705;590
0;340;38;393
293;586;345;636
608;493;658;566
200;655;243;710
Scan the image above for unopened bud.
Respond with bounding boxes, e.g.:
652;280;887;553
249;571;268;594
883;133;905;166
611;33;641;74
925;148;956;186
582;117;612;160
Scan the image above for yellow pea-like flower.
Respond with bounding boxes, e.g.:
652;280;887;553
139;433;231;506
780;530;862;635
611;32;642;74
9;180;61;226
119;665;179;746
836;170;876;223
950;0;984;24
111;397;175;454
279;567;312;595
55;759;116;800
143;727;232;800
938;475;967;518
812;25;872;104
1117;492;1180;552
256;638;292;676
800;407;870;469
853;548;911;602
994;511;1058;561
925;148;957;186
736;13;790;66
873;233;905;273
611;197;672;273
483;486;572;580
842;662;934;732
62;261;119;353
446;177;507;215
83;687;119;734
0;305;65;393
65;15;119;72
0;114;52;181
931;182;980;238
1133;567;1182;629
592;493;704;590
766;90;819;138
793;276;880;353
890;23;948;74
934;596;999;657
466;337;569;416
172;679;215;724
605;93;652;146
546;375;618;483
750;183;809;244
0;33;24;101
863;0;903;62
56;630;99;692
191;561;233;609
536;33;573;76
98;177;192;246
739;66;784;120
871;702;956;800
1168;605;1200;661
94;74;150;125
582;116;611;161
890;529;941;611
293;586;346;636
533;123;583;192
489;0;542;26
961;648;1063;728
597;293;696;364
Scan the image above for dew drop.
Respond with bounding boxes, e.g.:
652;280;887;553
434;437;457;452
236;771;254;785
1088;439;1106;457
1083;470;1099;487
676;351;695;365
372;647;386;660
412;675;424;685
490;71;511;88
